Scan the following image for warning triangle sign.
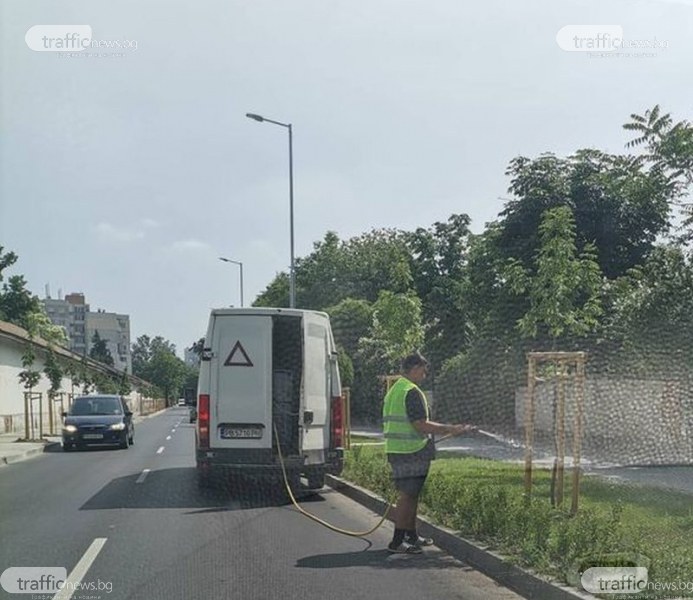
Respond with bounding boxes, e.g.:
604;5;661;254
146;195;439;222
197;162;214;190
224;341;254;367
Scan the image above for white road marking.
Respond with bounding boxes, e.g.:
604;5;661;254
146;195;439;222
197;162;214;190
157;446;165;454
136;469;150;484
52;537;107;600
171;429;176;433
166;435;171;440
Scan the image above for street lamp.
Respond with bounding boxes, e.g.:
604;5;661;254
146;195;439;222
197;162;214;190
219;257;244;307
246;112;295;308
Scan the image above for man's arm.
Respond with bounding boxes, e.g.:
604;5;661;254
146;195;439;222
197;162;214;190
405;389;475;437
412;420;475;436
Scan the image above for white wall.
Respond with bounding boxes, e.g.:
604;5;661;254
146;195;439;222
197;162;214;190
0;331;154;437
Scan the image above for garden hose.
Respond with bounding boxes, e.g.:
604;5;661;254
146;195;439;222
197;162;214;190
273;426;500;538
274;425;393;538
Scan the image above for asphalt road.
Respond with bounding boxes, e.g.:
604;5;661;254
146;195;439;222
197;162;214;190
0;408;522;600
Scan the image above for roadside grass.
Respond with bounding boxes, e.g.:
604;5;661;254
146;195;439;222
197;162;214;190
343;444;693;598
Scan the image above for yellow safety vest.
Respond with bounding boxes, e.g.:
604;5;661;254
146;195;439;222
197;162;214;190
382;377;430;454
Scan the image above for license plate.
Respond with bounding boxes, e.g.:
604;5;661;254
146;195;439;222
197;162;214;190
220;427;263;439
82;433;103;440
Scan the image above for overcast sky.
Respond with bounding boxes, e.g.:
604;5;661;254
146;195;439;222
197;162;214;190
1;0;692;356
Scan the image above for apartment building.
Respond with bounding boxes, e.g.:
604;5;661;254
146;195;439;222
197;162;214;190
42;293;131;373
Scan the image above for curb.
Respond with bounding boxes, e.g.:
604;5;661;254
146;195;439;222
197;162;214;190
0;440;61;467
326;474;593;600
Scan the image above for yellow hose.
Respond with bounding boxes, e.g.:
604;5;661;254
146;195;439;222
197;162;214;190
273;425;392;537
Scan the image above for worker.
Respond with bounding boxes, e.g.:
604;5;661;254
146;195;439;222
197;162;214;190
383;352;475;554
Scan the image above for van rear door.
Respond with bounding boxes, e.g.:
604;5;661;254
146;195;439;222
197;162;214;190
211;314;272;449
302;315;330;454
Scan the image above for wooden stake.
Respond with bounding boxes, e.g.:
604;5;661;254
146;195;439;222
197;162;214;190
571;357;586;515
556;361;566;508
524;357;536;499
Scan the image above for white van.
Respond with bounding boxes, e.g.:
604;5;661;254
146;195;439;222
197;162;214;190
195;307;344;491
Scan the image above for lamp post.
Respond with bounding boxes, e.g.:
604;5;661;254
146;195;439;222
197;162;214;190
219;257;244;307
246;112;295;308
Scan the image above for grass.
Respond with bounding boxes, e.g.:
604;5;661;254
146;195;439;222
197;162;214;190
343;444;693;599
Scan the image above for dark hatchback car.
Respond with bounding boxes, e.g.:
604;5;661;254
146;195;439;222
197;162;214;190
62;395;134;451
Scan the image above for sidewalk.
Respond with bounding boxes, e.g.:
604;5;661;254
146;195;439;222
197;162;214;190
0;407;171;467
0;433;61;466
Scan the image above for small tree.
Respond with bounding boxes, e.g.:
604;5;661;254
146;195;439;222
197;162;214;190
43;349;63;397
78;356;93;394
506;206;603;506
18;346;41;439
90;331;114;366
507;206;603;343
117;371;132;396
93;372;118;394
43;349;63;433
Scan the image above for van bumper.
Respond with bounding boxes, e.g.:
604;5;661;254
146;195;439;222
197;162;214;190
196;447;343;475
196;448;303;472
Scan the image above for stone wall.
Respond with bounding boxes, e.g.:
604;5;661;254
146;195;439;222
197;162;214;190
515;377;693;465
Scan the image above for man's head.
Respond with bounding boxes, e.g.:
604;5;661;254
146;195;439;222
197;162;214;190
402;352;429;384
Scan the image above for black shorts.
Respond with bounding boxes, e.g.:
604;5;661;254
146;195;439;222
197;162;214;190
388;447;432;496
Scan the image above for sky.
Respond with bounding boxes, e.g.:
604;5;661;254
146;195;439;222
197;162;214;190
1;0;692;357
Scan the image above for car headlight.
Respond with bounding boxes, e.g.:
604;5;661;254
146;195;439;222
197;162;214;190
63;425;77;433
110;423;126;431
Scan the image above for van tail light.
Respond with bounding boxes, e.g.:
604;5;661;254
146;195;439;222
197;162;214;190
199;394;210;449
331;394;344;448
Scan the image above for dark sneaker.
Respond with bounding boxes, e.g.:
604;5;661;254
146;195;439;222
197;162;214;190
406;534;434;547
388;541;423;554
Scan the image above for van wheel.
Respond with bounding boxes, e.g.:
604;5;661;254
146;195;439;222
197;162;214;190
306;469;325;489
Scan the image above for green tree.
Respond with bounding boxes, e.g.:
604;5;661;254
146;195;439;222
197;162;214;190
131;334;186;404
326;298;374;358
25;311;68;346
404;213;473;366
605;244;693;375
117;371;132;396
358;290;424;371
624;105;693;241
182;363;199;397
294;231;347;309
78;356;93;394
0;247;67;345
253;273;290;308
18;346;41;396
131;334;152;376
92;371;118;394
337;347;354;388
43;349;63;402
499;150;671;279
148;350;186;403
89;331;114;366
506;206;603;342
254;229;412;309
